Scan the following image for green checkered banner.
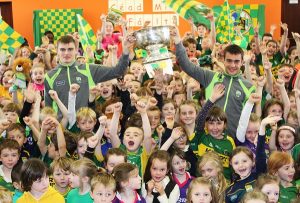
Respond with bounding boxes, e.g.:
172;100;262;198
33;8;83;46
0;16;25;54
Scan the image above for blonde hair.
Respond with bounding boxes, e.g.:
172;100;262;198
198;151;227;202
187;177;218;203
240;190;268;203
268;151;293;175
76;107;96;121
255;173;279;190
91;173;116;192
0;186;12;203
50;157;72;173
40;107;57;122
70;158;97;186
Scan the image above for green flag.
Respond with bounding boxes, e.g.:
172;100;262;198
216;0;234;43
33;8;83;46
76;14;97;53
163;0;212;28
0;17;25;54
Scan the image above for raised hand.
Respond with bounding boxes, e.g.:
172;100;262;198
257;76;266;88
280;22;288;32
261;115;282;127
248;93;261;104
210;84;225;103
70;83;80;95
98;115;107;127
171;127;183;140
49;90;59;101
113;102;123;113
135;100;147;113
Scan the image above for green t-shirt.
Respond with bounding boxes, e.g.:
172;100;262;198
0;175;14;192
292;143;300;163
279;181;298;203
189;131;235;179
67;188;93;203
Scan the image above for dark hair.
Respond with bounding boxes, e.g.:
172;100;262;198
57;35;75;47
183;37;197;47
144;150;171;183
275;124;298;149
262;99;284;119
205;106;227;124
20;158;49;191
223;44;244;60
104;148;127;164
262;33;272;39
50;130;77;156
0;139;20;155
266;39;278;47
44;30;54;36
126;113;143;129
12;162;23;183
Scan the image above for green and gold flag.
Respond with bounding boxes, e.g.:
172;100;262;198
33;8;83;46
216;0;234;43
163;0;212;28
215;2;265;48
0;17;25;54
76;14;97;53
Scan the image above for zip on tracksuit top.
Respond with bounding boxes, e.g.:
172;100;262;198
175;42;255;138
44;54;130;117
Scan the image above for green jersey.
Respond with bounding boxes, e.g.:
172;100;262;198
189;131;235;179
279;181;299;203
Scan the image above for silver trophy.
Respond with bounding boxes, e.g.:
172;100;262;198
134;26;173;76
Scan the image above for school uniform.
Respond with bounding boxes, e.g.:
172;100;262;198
142;176;180;203
225;135;267;203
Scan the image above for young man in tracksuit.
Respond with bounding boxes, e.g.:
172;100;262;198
171;27;255;138
44;34;134;116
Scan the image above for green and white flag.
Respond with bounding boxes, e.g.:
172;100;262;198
0;16;25;54
33;8;83;46
76;14;97;53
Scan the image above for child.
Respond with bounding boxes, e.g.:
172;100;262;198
194;84;235;179
170;148;193;203
90;173;116;203
6;123;30;161
255;174;280;203
50;157;72;199
110;101;152;178
198;151;228;203
225;115;281;203
2;102;20;124
240;190;268;203
104;148;127;174
142;150;180;202
37;116;67;166
17;158;64;202
67;158;98;203
76;107;97;133
31;63;45;98
112;163;145;203
186;177;218;203
268;151;298;203
269;124;297;153
160;124;198;176
0;139;20;191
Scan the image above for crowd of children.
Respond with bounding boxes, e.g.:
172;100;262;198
1;10;300;203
